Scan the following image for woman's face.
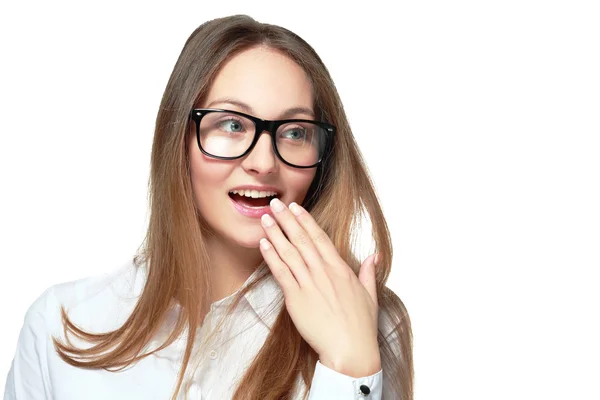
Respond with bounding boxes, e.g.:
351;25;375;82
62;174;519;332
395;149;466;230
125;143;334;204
188;46;317;249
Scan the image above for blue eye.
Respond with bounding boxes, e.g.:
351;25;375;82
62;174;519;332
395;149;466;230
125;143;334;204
220;118;245;133
281;127;306;140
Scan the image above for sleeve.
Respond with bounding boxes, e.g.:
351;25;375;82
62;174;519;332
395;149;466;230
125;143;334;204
307;360;383;400
3;287;54;400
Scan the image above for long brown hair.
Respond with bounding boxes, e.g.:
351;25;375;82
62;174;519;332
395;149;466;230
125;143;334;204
53;14;413;399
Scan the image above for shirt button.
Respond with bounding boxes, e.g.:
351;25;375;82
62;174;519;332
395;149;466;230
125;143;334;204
209;350;218;360
358;384;371;396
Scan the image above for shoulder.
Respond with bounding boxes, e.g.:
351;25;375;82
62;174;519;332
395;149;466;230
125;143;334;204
24;258;147;336
6;260;148;399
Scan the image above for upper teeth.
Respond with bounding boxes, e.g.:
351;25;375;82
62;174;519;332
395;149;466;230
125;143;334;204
230;189;278;198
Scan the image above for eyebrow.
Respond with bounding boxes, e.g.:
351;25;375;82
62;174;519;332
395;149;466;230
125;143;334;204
205;98;315;119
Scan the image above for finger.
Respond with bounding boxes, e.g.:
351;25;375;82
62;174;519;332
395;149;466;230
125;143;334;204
268;198;323;269
358;253;379;308
259;238;300;296
261;212;312;287
287;202;342;266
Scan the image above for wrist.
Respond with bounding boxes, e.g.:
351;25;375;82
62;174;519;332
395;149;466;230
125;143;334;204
319;353;382;378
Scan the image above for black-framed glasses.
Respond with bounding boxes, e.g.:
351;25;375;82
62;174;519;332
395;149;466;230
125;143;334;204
189;108;335;168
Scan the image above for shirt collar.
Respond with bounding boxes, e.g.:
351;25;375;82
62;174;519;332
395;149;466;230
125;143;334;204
144;263;284;363
137;262;284;336
209;264;284;330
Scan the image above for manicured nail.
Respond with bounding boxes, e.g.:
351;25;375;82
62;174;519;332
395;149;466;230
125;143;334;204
289;202;302;216
270;198;285;212
261;213;274;227
260;238;271;250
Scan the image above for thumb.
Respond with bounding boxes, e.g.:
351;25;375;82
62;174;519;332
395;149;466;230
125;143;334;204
358;253;379;308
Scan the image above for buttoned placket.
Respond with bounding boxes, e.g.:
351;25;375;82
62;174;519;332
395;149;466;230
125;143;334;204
174;305;214;400
186;315;211;400
188;303;228;399
169;270;277;399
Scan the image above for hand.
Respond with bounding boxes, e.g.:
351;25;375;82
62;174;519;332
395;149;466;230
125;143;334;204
258;198;381;378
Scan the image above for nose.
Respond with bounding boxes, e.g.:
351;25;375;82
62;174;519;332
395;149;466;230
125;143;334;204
240;131;278;176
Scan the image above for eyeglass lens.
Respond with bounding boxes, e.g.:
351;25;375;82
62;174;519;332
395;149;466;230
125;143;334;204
198;111;327;167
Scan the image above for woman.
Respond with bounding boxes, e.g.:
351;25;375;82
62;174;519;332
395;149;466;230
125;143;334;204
4;14;413;400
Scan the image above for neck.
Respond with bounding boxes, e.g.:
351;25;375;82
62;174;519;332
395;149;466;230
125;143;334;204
205;234;264;306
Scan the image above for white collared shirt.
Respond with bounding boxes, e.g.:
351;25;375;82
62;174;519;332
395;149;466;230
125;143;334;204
4;259;393;399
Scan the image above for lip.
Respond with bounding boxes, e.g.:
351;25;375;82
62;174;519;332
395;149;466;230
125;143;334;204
229;195;274;219
227;184;282;219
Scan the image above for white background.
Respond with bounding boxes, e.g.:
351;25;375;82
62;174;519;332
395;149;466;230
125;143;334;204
1;1;599;399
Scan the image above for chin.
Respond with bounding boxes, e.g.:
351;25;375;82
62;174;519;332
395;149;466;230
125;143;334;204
236;238;263;249
224;225;266;249
228;233;262;249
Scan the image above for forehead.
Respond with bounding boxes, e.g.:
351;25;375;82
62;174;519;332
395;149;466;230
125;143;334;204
203;46;314;119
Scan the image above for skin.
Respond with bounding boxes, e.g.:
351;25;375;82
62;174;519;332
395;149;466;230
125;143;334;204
188;46;317;302
189;46;381;377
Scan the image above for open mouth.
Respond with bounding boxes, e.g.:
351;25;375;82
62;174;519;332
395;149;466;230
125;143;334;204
228;190;280;208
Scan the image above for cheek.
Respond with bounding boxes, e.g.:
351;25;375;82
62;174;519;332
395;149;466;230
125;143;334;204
189;144;232;207
284;169;317;201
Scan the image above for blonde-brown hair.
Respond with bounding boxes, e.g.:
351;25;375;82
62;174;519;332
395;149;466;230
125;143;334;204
53;14;413;399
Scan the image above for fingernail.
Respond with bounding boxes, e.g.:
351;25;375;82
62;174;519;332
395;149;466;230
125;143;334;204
260;238;271;250
270;198;285;212
374;253;380;265
289;202;302;216
261;214;274;227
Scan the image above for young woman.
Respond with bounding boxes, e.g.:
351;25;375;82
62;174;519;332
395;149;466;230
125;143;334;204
4;15;413;400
